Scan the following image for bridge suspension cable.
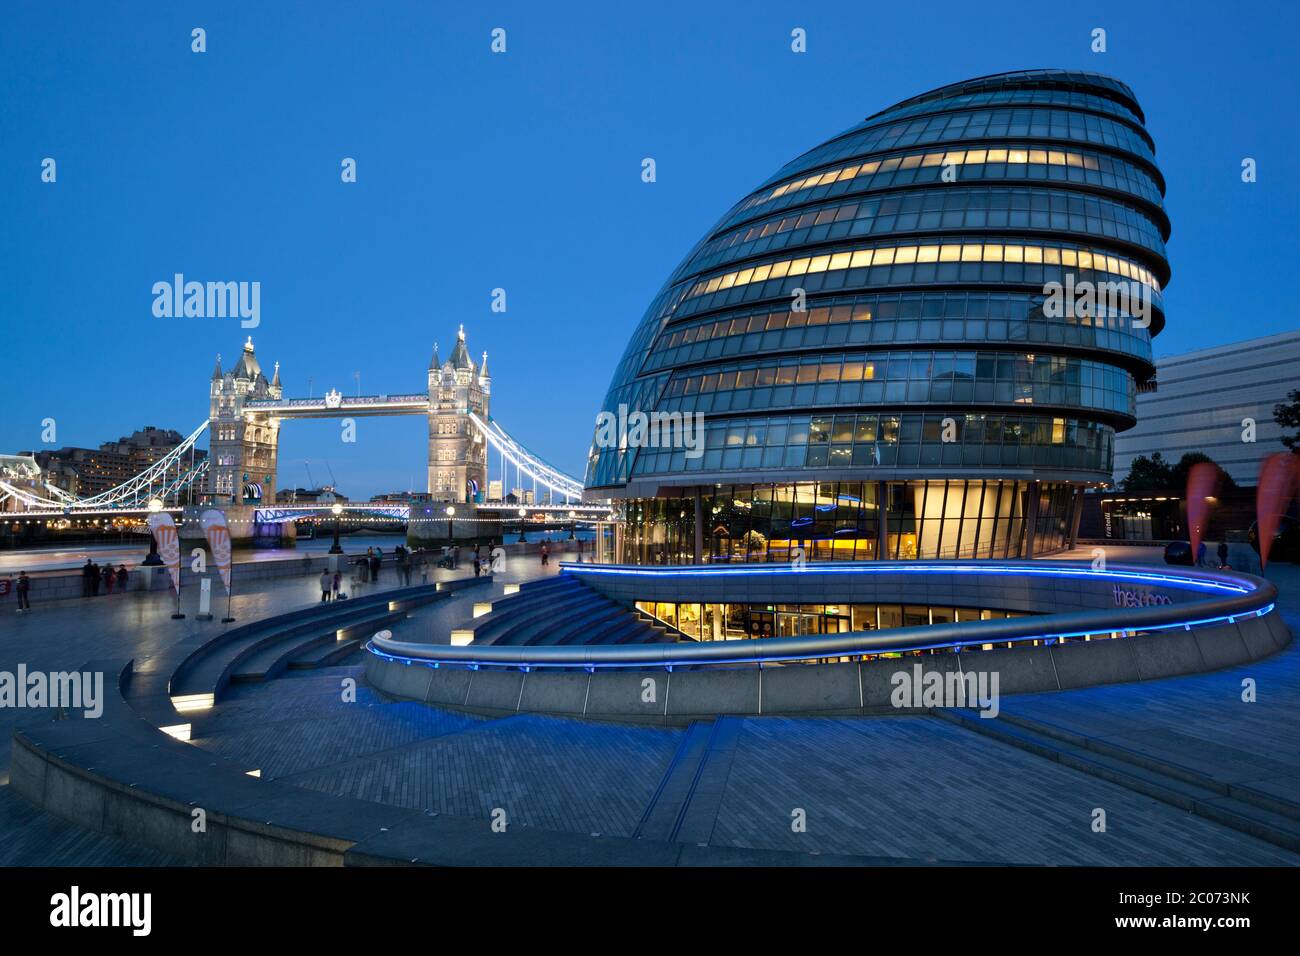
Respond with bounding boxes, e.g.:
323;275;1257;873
467;412;585;503
73;419;211;508
3;420;211;514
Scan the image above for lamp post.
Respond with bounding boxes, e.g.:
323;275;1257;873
143;497;164;565
517;506;527;543
445;505;456;546
329;502;344;554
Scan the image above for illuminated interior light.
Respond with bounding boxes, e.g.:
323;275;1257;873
170;693;214;714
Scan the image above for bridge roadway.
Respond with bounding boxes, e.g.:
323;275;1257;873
3;545;1299;865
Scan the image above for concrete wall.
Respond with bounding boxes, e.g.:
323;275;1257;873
365;608;1292;722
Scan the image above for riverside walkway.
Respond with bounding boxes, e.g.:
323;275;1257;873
2;545;1297;865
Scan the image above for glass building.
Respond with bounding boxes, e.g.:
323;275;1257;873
586;70;1171;564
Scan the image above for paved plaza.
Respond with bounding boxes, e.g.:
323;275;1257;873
2;546;1298;866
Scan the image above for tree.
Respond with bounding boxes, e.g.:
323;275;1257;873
1169;452;1238;493
1275;389;1300;453
1121;452;1174;491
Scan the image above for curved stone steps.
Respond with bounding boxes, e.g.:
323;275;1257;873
288;637;364;670
174;603;417;699
466;587;603;645
229;609;404;684
528;601;632;646
486;591;621;646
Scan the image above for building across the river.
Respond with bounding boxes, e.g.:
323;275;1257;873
1113;330;1300;488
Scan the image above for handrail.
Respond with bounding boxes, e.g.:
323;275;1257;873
368;560;1277;670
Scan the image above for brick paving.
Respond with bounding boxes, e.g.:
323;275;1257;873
4;545;1300;865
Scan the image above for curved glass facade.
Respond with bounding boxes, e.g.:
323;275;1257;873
587;70;1170;564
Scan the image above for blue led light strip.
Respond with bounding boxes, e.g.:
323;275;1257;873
557;561;1252;596
366;562;1273;672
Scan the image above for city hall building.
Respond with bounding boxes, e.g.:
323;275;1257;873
586;70;1171;565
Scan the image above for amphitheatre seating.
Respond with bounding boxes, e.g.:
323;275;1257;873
168;584;446;705
457;574;686;647
116;578;490;730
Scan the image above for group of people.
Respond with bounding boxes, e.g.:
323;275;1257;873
304;535;573;606
320;540;512;595
318;568;343;602
81;558;130;597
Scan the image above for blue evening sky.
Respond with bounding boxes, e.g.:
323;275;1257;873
2;0;1297;496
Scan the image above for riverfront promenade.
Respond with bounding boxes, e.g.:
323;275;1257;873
2;545;1298;866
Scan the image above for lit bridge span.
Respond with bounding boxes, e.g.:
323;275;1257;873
1;414;594;518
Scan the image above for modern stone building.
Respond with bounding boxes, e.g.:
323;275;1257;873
586;70;1171;564
1113;330;1300;487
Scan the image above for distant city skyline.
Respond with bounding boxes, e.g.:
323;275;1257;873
4;0;1298;497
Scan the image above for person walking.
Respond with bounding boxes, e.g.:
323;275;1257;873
361;548;373;583
1217;540;1230;569
332;569;341;601
541;542;549;567
473;551;481;577
81;559;94;597
370;551;381;582
90;561;102;596
16;571;31;612
1196;540;1207;568
103;564;116;595
319;569;332;602
117;564;129;593
452;544;460;570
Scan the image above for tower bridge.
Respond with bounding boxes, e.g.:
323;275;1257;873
208;324;583;508
1;327;591;523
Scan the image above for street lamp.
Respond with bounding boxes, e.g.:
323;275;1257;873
143;497;164;565
446;505;456;545
328;502;344;554
517;506;527;543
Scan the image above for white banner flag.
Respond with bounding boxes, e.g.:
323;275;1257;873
147;512;182;594
200;509;233;593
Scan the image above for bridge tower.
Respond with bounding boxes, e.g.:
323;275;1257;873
427;325;489;502
206;337;282;505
